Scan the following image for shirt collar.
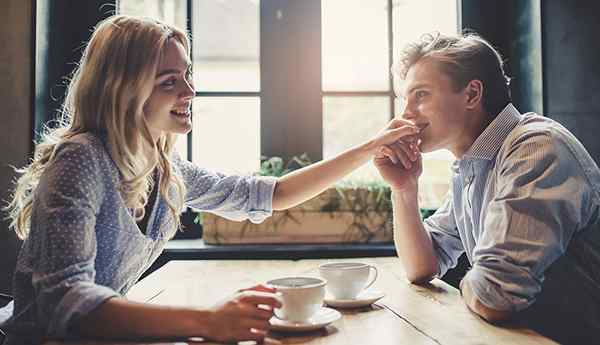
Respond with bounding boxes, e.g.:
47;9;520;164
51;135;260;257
462;103;521;161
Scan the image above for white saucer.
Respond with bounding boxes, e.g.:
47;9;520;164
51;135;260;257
269;307;341;332
324;290;386;308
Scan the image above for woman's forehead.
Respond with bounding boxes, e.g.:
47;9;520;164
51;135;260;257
158;39;190;71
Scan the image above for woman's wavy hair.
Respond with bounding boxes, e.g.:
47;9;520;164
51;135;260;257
392;31;511;117
6;15;188;239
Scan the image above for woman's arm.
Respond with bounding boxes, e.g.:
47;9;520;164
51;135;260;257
272;119;419;210
74;289;281;343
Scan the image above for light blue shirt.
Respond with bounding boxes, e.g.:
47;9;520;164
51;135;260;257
425;104;600;314
3;132;276;343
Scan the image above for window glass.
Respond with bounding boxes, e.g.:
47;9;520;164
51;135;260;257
119;0;187;29
323;96;389;182
192;0;260;92
191;97;260;174
322;0;389;91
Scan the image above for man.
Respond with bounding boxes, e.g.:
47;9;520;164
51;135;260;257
374;32;600;344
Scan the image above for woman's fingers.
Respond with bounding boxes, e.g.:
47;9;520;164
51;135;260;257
239;284;277;294
241;318;272;332
387;117;418;129
387;125;419;142
251;305;277;320
238;291;282;310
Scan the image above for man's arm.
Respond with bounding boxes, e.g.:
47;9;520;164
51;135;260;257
460;278;512;323
391;190;439;283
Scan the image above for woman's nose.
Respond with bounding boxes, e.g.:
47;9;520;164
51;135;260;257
180;80;195;100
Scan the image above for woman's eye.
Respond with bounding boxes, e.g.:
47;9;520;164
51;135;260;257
161;78;176;87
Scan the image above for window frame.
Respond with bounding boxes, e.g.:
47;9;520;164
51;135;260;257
186;0;399;165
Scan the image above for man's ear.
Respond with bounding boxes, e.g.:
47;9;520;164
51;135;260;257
465;79;483;110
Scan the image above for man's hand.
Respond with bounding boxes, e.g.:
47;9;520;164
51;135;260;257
373;140;422;192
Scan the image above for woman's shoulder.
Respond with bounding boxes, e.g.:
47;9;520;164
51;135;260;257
57;131;108;155
51;132;114;173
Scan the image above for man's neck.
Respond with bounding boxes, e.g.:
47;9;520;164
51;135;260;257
450;110;493;158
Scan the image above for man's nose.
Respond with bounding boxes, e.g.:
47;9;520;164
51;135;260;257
401;106;416;120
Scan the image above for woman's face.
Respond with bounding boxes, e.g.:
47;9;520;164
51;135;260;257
144;39;195;141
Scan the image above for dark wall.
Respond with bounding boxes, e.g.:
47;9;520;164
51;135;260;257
36;0;116;138
462;0;600;164
0;0;115;294
0;0;34;293
461;0;543;115
542;0;600;164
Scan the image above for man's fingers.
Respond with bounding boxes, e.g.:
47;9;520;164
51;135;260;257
392;141;418;162
378;146;398;164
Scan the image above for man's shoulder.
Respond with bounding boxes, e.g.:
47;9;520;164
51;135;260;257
502;113;581;151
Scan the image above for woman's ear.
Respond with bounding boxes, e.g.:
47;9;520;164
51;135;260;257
465;79;483;110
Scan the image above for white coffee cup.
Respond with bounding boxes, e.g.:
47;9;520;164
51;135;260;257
318;262;378;300
266;276;326;322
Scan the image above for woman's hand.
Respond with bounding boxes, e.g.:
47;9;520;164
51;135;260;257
202;288;282;343
366;118;420;158
372;118;423;192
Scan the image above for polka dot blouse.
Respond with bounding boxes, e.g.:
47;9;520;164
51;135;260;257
3;132;276;343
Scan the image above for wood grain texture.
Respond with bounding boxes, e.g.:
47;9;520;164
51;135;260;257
47;258;556;345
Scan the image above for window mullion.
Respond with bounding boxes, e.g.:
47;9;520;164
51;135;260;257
260;0;323;162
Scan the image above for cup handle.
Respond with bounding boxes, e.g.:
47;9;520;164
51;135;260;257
364;265;378;290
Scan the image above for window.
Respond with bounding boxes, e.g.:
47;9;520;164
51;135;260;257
119;0;458;207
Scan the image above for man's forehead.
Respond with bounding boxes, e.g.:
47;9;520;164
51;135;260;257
396;60;447;96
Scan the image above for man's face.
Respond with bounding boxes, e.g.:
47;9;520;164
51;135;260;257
398;58;472;155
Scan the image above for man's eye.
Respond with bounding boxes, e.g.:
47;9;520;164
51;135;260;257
416;90;427;99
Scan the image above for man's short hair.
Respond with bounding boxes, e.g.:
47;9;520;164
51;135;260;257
392;32;511;117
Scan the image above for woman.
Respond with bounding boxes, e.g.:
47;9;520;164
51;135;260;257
2;15;419;344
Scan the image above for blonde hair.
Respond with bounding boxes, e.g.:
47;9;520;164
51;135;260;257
6;15;188;239
393;32;511;116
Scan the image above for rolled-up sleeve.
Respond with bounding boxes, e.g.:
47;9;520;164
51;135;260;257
423;193;465;277
465;130;590;312
173;154;276;223
30;141;119;337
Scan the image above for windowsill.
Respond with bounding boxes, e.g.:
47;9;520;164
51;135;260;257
163;239;397;260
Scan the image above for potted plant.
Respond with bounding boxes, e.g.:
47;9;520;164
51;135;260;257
199;154;438;244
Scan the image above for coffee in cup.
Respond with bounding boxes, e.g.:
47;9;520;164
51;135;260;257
266;276;326;322
318;262;378;300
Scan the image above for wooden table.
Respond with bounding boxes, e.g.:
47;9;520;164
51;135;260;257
48;257;557;345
